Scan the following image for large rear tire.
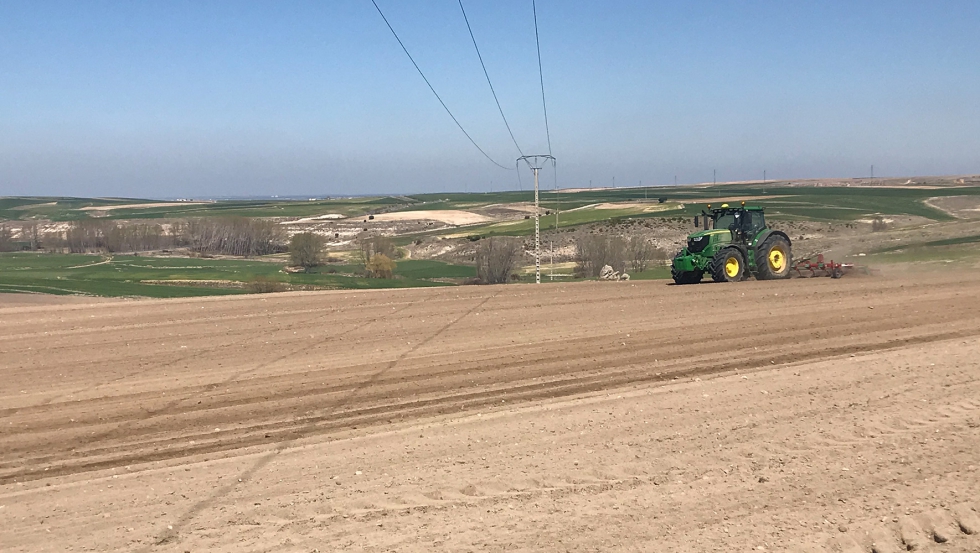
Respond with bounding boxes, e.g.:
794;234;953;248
710;248;745;282
755;234;792;280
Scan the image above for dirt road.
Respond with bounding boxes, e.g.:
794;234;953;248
2;275;980;552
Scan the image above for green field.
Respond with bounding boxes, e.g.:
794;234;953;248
5;183;980;224
408;183;980;222
391;184;980;244
865;233;980;265
0;253;474;298
0;196;416;222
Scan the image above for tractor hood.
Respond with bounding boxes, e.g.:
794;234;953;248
686;229;731;242
684;229;731;253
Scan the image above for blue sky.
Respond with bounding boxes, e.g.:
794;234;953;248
1;1;978;197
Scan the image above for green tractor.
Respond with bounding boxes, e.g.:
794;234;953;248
671;202;792;284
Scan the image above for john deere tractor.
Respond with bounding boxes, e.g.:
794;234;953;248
671;202;791;284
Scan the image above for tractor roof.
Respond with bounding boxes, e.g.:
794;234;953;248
706;202;764;212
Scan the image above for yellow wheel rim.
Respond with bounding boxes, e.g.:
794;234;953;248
725;256;740;278
769;248;785;271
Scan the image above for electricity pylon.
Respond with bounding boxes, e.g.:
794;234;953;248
518;155;555;284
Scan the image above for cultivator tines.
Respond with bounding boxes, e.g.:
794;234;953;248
792;254;853;279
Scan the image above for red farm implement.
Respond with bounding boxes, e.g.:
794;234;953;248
792;254;854;279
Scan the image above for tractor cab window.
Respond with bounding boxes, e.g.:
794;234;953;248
714;210;766;236
736;212;764;236
714;212;736;230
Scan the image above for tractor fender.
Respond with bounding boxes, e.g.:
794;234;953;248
752;229;792;251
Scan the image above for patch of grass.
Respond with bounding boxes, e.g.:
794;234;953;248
863;233;980;264
0;197;154;221
0;275;245;298
627;266;672;280
386;259;475;279
0;253;474;297
873;233;980;253
865;247;980;264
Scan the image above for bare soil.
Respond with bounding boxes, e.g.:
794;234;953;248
0;293;122;306
369;210;491;226
3;274;980;552
926;196;980;219
78;202;210;212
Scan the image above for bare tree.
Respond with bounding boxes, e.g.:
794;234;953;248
651;246;668;267
358;235;396;264
625;234;653;273
475;237;521;284
574;232;626;277
357;234;396;267
0;225;13;252
27;222;41;251
165;222;185;248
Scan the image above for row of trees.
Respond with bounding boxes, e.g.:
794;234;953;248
472;232;665;284
58;218;286;256
64;220;175;253
0;223;42;251
290;232;398;279
574;233;666;277
184;218;284;256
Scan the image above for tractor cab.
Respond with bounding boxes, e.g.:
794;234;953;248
699;203;767;243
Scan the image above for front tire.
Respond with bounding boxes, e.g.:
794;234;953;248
710;248;745;282
671;250;702;284
755;234;792;280
671;267;702;285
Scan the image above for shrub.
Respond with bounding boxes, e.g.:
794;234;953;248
365;254;396;279
289;232;325;268
247;275;286;293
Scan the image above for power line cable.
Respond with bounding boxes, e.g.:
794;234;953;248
370;0;512;170
532;0;552;157
552;156;558;225
458;0;525;159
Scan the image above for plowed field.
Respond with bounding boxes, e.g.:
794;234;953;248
3;274;980;552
